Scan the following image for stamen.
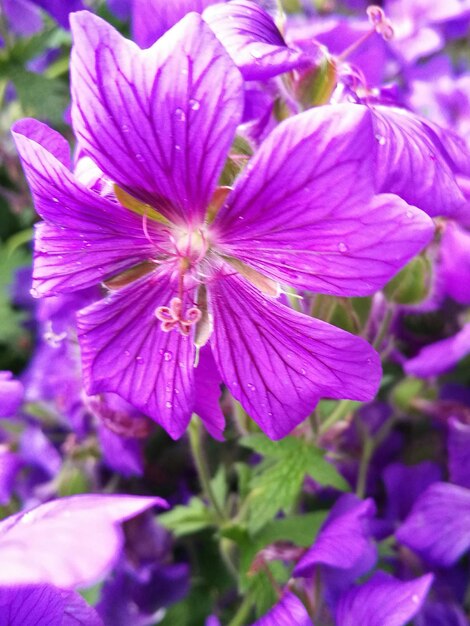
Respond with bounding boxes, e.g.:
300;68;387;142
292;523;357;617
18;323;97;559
155;297;202;336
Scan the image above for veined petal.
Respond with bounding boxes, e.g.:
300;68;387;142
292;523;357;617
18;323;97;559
252;593;313;626
77;272;196;440
132;0;221;48
404;324;470;377
335;572;433;626
12;120;156;297
215;105;434;296
372;105;470;218
70;11;243;226
396;482;470;567
203;0;309;80
208;271;380;439
194;347;225;441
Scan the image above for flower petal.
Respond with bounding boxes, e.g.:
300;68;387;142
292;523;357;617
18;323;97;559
294;496;377;577
0;371;23;417
448;417;470;490
0;494;166;588
215;104;433;296
208;271;381;439
70;11;243;226
77;273;196;440
194;347;225;441
372;105;470;218
204;0;308;80
11;120;156;297
132;0;220;47
252;592;313;626
335;572;433;626
404;324;470;378
440;222;470;305
396;482;470;567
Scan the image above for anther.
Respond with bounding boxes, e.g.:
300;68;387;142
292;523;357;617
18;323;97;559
155;297;202;336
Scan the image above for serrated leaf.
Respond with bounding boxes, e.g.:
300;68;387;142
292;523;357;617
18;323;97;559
254;512;327;547
10;67;69;125
158;497;214;537
241;435;348;532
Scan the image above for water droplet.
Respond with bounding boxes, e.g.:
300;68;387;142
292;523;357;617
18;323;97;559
411;594;419;604
52;197;59;203
175;144;181;151
338;242;349;253
300;368;306;375
135;356;144;364
124;350;130;357
165;400;173;409
247;382;256;392
189;99;200;111
135;153;144;162
163;350;173;362
237;216;244;221
174;108;186;122
375;134;386;145
122;123;130;132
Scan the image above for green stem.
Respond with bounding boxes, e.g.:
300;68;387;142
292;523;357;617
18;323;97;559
319;399;355;435
227;593;254;626
372;307;394;351
356;437;374;499
188;417;225;523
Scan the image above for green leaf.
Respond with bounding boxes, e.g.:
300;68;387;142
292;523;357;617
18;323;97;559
10;67;69;125
210;465;228;512
254;512;327;547
158;497;215;537
241;435;348;532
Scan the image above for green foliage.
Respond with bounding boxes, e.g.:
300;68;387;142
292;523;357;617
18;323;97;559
241;434;348;533
159;497;215;537
384;256;431;305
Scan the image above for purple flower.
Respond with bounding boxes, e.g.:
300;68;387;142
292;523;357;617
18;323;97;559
396;482;470;567
439;221;470;304
0;494;167;588
448;417;470;489
404;324;470;377
13;12;433;440
0;585;103;625
0;372;23;418
335;571;433;626
252;592;313;625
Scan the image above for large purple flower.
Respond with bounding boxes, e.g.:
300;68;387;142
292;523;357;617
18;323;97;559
13;12;433;440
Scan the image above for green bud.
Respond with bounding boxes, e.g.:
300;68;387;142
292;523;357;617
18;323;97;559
384;256;431;305
293;53;338;109
391;377;424;413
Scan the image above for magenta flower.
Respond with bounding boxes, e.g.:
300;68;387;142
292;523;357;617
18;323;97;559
13;12;433;440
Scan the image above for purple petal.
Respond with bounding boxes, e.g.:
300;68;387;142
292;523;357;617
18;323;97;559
0;585;103;625
0;451;22;505
11;119;156;297
203;0;308;80
132;0;222;47
31;0;85;28
77;272;196;440
335;571;433;626
2;0;42;35
0;371;23;417
404;324;470;378
96;424;143;477
194;347;225;441
396;482;470;567
383;461;442;522
252;592;313;626
0;494;166;588
208;270;381;439
215;104;433;297
70;11;243;226
372;105;470;218
448;417;470;489
440;222;470;304
294;496;376;577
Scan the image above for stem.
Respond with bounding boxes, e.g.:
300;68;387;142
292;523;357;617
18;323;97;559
356;436;374;499
372;307;394;351
319;399;356;435
188;417;225;523
227;593;254;626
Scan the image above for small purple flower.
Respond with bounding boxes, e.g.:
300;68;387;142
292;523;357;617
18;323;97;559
252;592;313;626
404;324;470;378
0;372;23;418
14;12;433;440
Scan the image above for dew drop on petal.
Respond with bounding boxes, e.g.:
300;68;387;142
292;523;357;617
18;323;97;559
135;153;144;162
135;356;144;364
189;99;200;111
165;401;173;409
124;350;130;357
375;134;386;145
52;197;59;203
338;242;349;253
163;351;173;362
174;108;186;122
411;594;419;604
175;144;181;151
121;124;130;133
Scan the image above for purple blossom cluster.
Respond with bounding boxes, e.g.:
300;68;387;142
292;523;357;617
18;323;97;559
1;0;470;623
